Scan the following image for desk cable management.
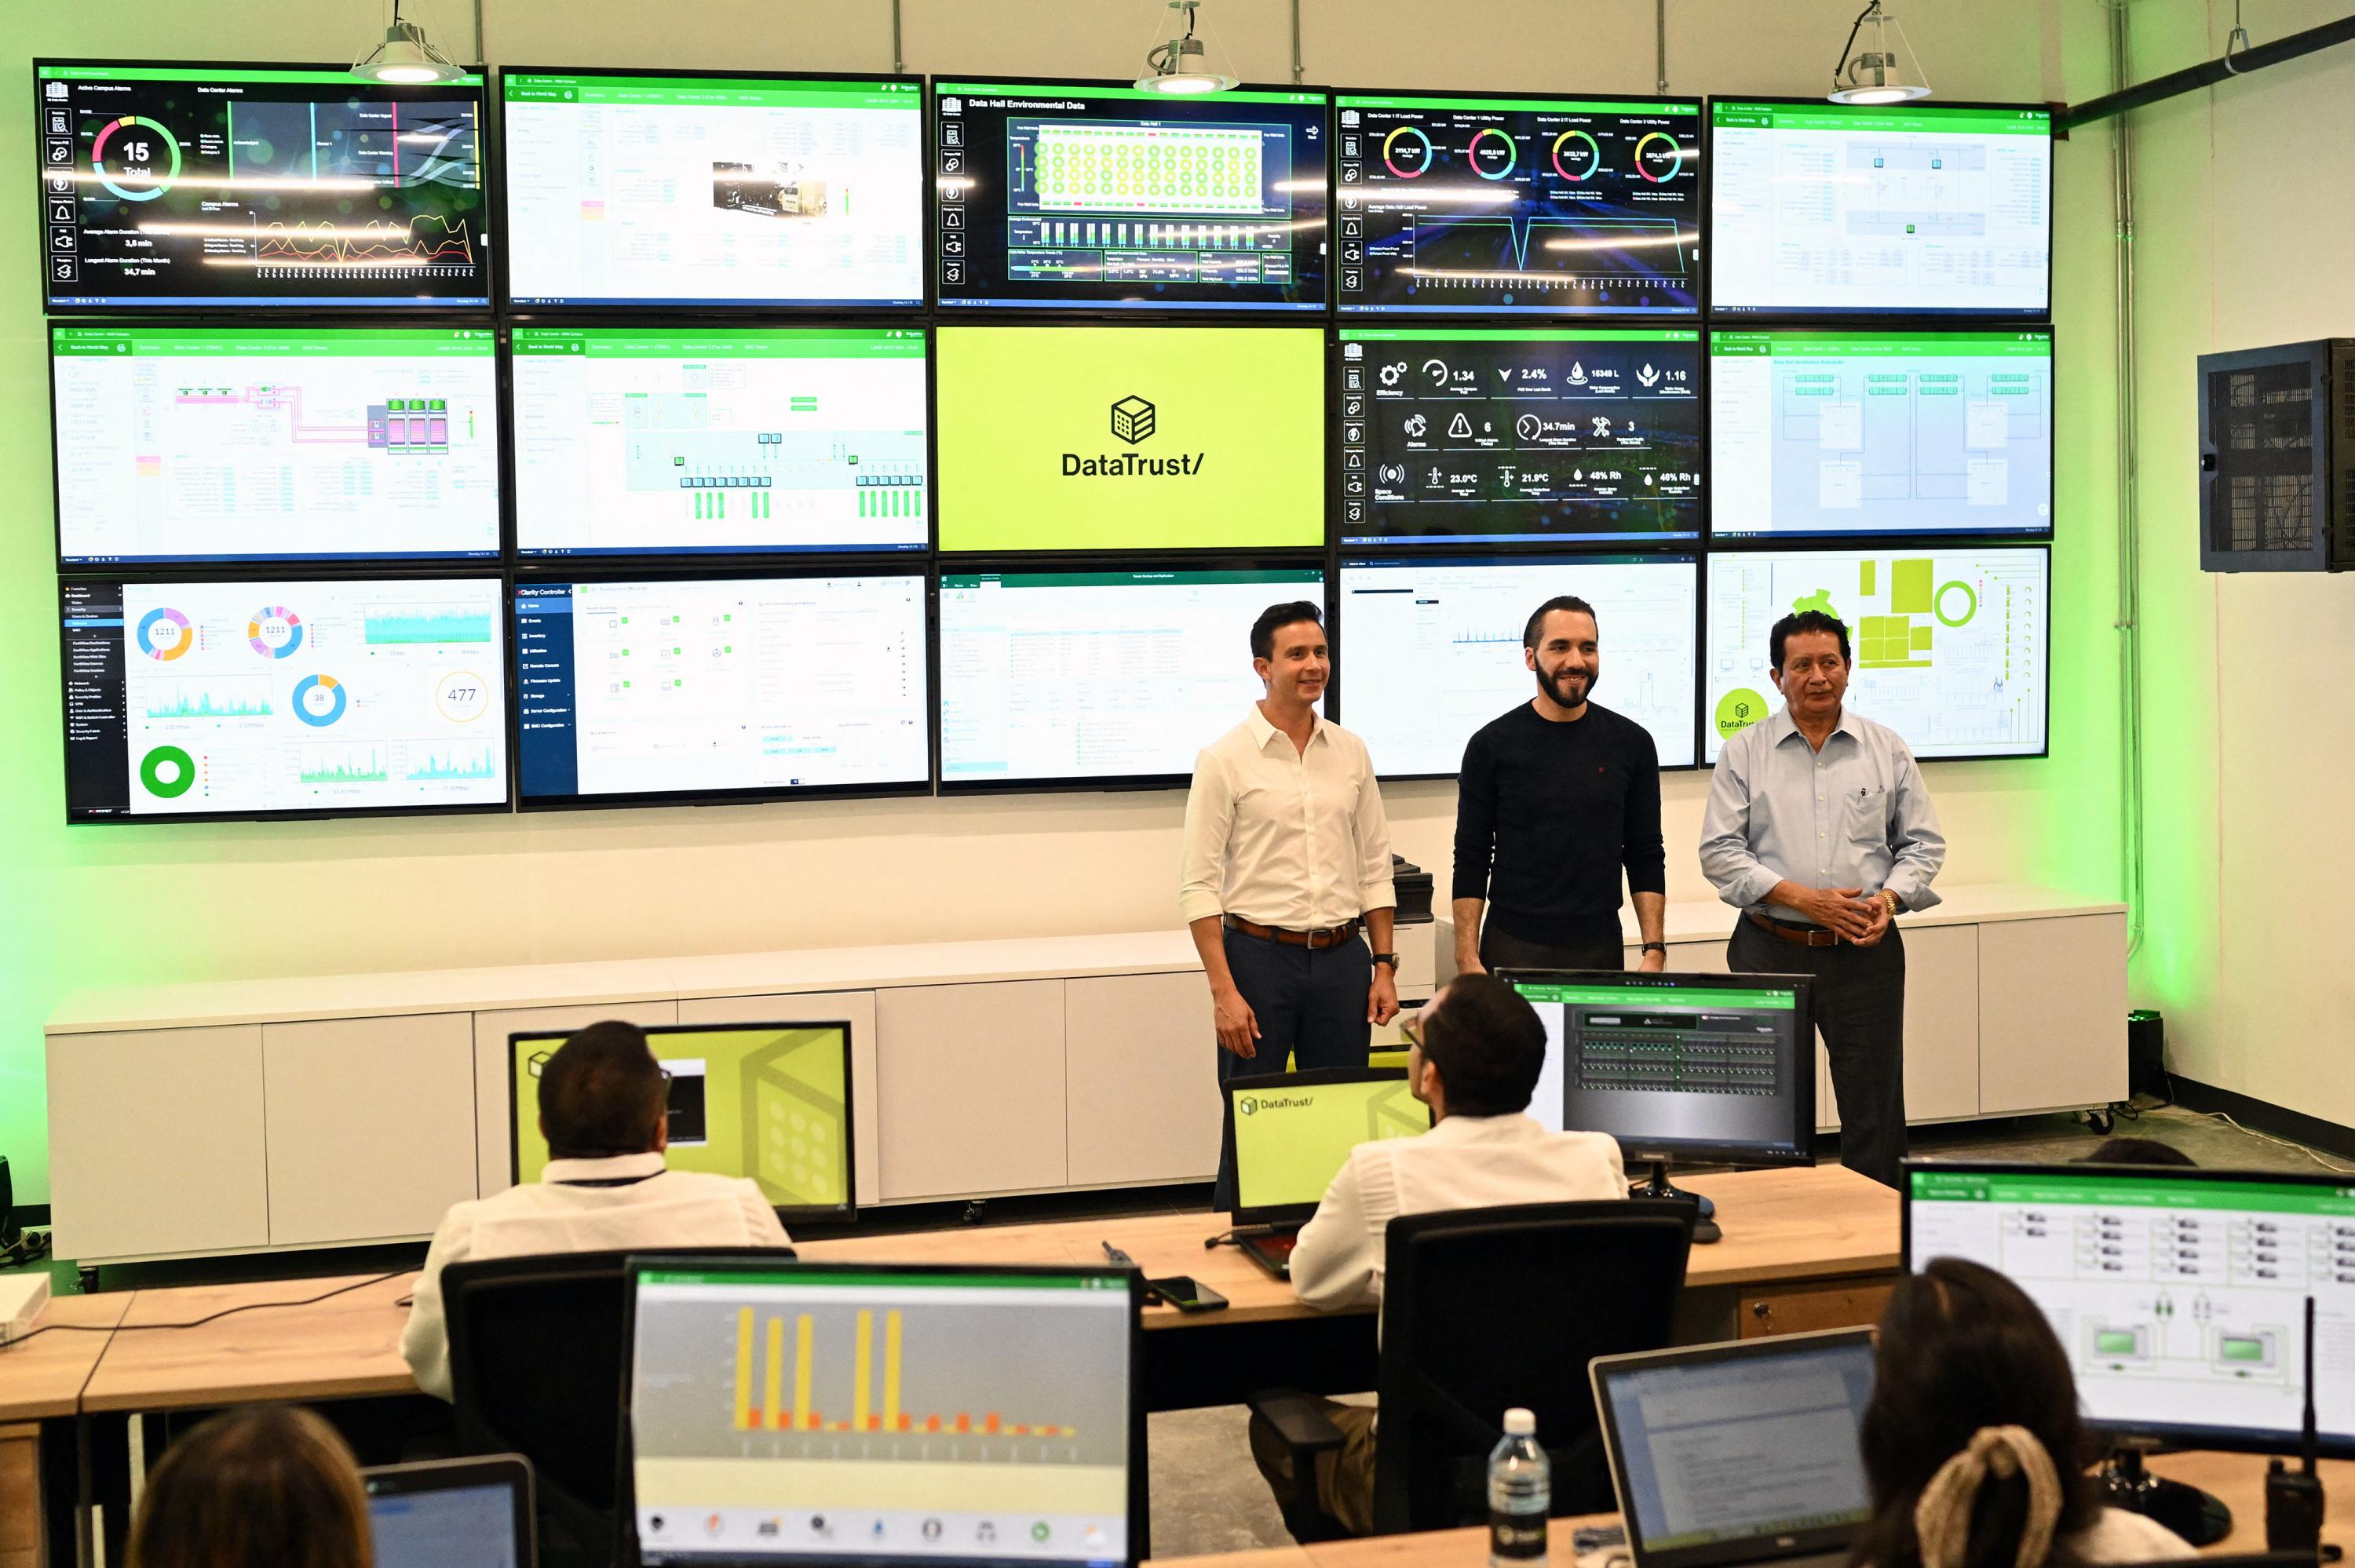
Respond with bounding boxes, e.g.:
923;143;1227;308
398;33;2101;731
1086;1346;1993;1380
1;1270;411;1350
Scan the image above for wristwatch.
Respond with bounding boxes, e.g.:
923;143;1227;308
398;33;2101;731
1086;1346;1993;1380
1371;952;1400;969
1641;943;1667;954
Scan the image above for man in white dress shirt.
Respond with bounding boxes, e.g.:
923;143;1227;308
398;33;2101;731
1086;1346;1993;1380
1250;973;1627;1533
1181;600;1400;1210
401;1021;790;1401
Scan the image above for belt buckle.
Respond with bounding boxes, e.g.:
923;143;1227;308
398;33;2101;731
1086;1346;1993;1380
1807;928;1838;949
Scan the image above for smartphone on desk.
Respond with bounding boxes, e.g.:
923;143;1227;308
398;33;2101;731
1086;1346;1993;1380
1148;1275;1228;1312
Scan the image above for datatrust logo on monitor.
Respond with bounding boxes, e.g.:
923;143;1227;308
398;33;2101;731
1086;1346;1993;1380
1063;395;1206;476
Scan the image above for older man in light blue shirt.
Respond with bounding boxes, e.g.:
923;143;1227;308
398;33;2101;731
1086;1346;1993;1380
1700;609;1944;1189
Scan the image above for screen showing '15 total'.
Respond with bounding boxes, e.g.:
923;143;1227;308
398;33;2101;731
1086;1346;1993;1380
933;78;1329;312
38;63;488;310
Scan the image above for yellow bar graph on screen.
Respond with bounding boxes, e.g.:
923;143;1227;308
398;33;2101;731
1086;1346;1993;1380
794;1315;813;1431
764;1317;785;1431
884;1310;904;1430
853;1309;874;1431
734;1307;755;1431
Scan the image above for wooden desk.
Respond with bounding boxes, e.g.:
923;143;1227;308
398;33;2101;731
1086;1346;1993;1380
2146;1451;2355;1557
0;1297;133;1423
79;1272;418;1415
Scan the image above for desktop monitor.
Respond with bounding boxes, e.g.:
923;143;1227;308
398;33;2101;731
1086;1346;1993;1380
52;324;502;567
510;1023;855;1221
1336;552;1699;778
1709;329;2054;542
59;575;509;823
931;77;1329;314
1335;328;1703;547
1332;89;1701;316
1499;971;1816;1169
512;571;931;809
1702;545;2051;763
624;1259;1148;1566
363;1457;535;1568
1225;1067;1433;1225
937;565;1324;789
1707;99;2053;319
1903;1161;2355;1458
499;69;925;309
510;326;930;558
37;60;491;312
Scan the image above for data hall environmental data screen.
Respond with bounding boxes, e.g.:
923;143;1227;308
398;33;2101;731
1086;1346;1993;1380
939;568;1324;786
1711;330;2054;540
38;63;488;311
1333;92;1700;315
1709;100;2052;318
500;71;925;308
511;328;929;557
514;574;929;806
1338;328;1701;546
53;325;500;566
1338;555;1698;775
1705;545;2050;762
933;79;1329;312
61;576;507;822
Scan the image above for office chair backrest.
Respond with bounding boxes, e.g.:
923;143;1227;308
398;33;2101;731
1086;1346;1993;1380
1368;1199;1695;1536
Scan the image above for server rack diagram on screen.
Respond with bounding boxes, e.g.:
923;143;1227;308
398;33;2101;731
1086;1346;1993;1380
1706;549;2048;761
53;326;501;565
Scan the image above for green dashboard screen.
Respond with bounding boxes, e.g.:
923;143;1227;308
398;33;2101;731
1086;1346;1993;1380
936;326;1325;552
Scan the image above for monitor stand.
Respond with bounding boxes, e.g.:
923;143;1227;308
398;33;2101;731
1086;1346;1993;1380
1630;1161;1720;1245
2100;1444;2231;1547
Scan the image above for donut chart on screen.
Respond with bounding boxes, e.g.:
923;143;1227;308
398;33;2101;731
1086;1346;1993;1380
292;674;348;727
91;115;182;202
136;607;192;661
247;607;303;658
1632;130;1681;181
1382;126;1433;177
1467;127;1517;180
1550;129;1601;181
139;745;196;799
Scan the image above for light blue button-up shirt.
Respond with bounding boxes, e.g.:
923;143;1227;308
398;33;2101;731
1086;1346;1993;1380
1700;706;1947;924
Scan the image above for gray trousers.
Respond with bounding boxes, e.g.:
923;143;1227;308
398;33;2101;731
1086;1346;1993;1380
1727;919;1908;1190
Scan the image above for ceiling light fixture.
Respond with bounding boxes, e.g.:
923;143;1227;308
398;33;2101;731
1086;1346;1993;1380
1137;1;1238;95
1830;1;1933;105
354;2;469;86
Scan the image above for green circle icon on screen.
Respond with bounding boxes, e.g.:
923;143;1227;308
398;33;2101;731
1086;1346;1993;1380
1714;689;1769;741
140;745;196;799
1935;580;1978;628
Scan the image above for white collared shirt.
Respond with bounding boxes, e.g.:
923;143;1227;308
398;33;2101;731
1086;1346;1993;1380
400;1151;790;1401
1287;1113;1627;1314
1179;705;1396;929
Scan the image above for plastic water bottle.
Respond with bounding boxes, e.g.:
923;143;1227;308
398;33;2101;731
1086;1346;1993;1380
1488;1407;1550;1568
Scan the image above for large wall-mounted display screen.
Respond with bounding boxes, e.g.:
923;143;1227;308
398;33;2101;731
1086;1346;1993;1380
1338;553;1698;776
1703;545;2049;761
1338;327;1700;547
514;572;929;807
1708;100;2052;318
939;567;1324;786
511;326;929;558
1710;330;2053;541
936;326;1324;552
1332;91;1700;315
37;62;489;311
61;575;508;821
499;70;925;309
931;78;1328;313
52;325;501;567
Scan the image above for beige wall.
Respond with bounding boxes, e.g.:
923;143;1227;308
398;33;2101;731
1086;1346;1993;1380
0;1;2098;1205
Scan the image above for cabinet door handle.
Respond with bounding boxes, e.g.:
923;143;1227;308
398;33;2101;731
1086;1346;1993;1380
1751;1300;1773;1322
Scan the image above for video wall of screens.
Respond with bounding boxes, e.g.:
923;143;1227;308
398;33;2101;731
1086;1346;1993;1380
1710;329;2053;541
52;324;502;567
60;576;507;821
1337;327;1702;548
1333;91;1700;316
938;567;1324;787
510;326;929;558
1338;554;1699;777
1703;545;2050;762
513;572;929;808
38;62;491;312
499;70;926;309
934;325;1324;553
930;78;1330;313
1707;100;2054;319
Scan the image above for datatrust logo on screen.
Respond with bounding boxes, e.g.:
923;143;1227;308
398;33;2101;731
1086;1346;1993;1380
1062;395;1206;476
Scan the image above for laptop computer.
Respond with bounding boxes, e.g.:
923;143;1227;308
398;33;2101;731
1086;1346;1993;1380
1224;1067;1432;1279
363;1455;536;1568
1591;1329;1877;1568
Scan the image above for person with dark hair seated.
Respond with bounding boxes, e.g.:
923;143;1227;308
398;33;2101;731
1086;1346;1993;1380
401;1019;788;1399
2079;1136;2196;1167
1854;1257;2193;1568
1250;974;1626;1533
130;1405;372;1568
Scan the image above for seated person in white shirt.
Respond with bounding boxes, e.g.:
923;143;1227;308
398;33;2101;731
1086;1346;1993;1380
1251;973;1627;1534
400;1020;790;1401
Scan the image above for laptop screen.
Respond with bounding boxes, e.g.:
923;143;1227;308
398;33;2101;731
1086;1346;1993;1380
1231;1071;1430;1220
1598;1334;1876;1563
365;1464;528;1568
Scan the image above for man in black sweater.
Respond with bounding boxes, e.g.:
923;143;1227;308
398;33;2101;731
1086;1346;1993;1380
1451;595;1669;975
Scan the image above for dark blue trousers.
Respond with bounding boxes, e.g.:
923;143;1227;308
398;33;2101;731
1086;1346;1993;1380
1211;926;1372;1212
